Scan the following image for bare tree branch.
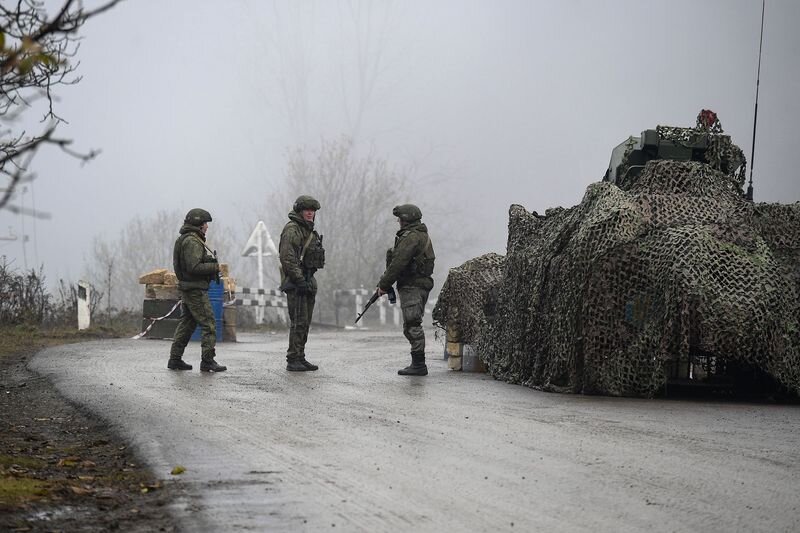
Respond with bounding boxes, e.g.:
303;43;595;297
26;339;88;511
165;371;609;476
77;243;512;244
0;0;122;214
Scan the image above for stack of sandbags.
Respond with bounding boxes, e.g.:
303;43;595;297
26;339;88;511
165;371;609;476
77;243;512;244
218;264;237;342
443;322;485;373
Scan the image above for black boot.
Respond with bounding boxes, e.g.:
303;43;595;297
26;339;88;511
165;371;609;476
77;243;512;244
300;358;319;371
287;359;312;372
200;360;227;372
398;351;428;376
167;359;192;371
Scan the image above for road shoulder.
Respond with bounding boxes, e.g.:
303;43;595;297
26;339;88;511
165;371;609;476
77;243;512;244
0;330;181;532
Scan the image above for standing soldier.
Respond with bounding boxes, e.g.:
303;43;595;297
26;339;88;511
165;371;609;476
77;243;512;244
377;204;435;376
168;208;227;372
279;195;325;372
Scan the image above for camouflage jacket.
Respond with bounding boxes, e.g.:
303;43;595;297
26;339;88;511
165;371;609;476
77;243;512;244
173;225;219;291
379;221;435;291
279;212;320;293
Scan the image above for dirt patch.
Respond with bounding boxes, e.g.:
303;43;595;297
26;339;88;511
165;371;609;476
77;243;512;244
0;327;181;532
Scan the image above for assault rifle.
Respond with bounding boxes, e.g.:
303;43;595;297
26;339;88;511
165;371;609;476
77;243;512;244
202;242;222;284
355;286;396;324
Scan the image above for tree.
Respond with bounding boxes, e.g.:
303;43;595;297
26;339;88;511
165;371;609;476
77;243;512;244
0;0;121;216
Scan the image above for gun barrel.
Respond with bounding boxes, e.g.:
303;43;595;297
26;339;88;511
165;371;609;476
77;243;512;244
354;290;380;324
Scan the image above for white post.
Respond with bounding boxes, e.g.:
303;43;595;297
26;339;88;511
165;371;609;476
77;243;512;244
256;234;264;324
77;280;91;330
378;297;386;325
355;292;363;329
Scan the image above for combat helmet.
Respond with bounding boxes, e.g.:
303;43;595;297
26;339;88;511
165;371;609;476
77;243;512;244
293;195;321;212
184;208;213;226
393;204;422;222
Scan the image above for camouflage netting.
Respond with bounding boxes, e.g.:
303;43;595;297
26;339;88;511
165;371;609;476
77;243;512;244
435;159;800;397
432;253;505;343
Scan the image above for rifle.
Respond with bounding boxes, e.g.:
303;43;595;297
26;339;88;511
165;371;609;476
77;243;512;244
355;286;396;324
202;242;222;284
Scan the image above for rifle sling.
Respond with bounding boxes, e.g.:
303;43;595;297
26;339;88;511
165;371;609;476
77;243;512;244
299;231;316;263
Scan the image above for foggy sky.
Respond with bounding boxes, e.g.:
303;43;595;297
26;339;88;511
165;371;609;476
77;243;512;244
1;0;798;286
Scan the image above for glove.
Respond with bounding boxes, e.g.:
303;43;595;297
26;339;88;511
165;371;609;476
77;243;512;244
294;279;309;295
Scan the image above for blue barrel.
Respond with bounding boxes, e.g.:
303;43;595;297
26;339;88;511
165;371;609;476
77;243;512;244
191;280;224;342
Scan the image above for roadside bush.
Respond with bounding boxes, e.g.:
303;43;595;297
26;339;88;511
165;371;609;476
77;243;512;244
0;259;50;325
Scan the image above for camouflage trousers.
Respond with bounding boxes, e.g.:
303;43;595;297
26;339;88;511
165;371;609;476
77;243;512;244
170;289;216;363
286;290;316;362
398;286;429;355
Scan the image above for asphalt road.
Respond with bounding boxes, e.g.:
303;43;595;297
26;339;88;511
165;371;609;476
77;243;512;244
30;329;800;532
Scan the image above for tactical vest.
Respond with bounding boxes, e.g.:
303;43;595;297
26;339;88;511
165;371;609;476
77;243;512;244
173;233;216;283
301;231;325;270
387;229;435;277
412;232;434;276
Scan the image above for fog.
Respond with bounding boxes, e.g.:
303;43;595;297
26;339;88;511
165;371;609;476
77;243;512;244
1;0;798;290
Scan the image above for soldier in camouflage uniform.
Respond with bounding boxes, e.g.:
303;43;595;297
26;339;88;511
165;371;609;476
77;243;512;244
377;204;435;376
168;208;227;372
279;195;325;372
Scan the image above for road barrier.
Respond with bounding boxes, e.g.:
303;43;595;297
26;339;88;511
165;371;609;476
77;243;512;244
229;287;287;308
333;288;437;328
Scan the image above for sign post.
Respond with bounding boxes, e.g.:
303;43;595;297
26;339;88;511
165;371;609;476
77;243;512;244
241;221;278;323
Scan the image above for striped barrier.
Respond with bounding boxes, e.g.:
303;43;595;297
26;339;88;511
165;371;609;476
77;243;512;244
231;287;437;327
333;288;437;327
229;287;288;308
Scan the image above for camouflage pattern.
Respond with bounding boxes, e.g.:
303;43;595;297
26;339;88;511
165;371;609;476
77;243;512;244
173;225;219;291
398;286;429;354
379;218;435;357
432;253;505;343
293;195;321;212
393;204;422;223
378;221;435;291
184;208;213;226
286;290;316;362
279;210;323;362
279;212;321;294
169;288;217;363
436;157;800;397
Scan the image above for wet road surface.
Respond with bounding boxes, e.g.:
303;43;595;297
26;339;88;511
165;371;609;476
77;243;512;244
30;330;800;532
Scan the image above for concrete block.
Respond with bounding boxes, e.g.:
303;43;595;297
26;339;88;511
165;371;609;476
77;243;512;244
142;299;181;319
462;344;486;373
138;268;168;284
446;323;460;343
140;318;180;339
448;355;462;371
446;341;463;358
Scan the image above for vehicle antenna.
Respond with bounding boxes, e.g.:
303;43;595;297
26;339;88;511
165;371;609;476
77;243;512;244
747;0;766;202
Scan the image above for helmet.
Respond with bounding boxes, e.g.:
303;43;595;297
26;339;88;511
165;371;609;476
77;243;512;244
392;204;422;222
293;195;321;212
184;208;213;226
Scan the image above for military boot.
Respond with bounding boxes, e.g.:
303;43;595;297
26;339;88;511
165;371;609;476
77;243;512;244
300;357;319;371
167;359;192;371
200;360;227;372
398;351;428;376
287;359;312;372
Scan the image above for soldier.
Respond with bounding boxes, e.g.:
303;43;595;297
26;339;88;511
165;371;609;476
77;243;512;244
279;195;325;372
168;208;227;372
377;204;435;376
